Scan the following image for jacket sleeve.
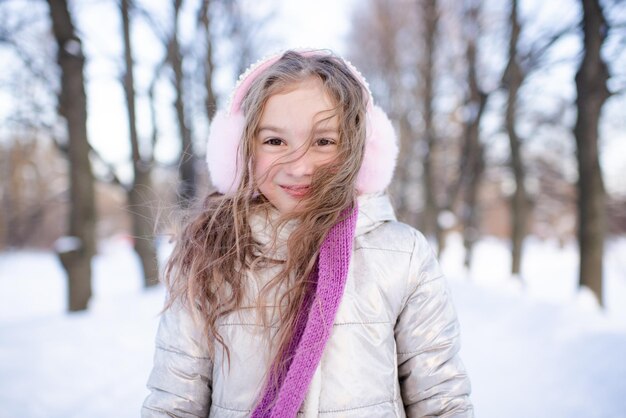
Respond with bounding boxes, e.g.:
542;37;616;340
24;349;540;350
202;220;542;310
395;231;473;417
142;300;213;418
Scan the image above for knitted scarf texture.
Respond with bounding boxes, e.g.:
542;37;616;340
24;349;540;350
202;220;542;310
250;204;358;418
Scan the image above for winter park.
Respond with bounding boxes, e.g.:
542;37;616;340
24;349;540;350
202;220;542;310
1;1;626;417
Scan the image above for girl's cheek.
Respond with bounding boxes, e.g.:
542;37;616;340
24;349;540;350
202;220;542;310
253;159;277;184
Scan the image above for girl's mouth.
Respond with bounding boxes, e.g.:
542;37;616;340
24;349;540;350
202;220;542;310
280;185;310;198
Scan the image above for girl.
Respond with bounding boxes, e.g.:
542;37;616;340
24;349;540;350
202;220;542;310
142;49;473;417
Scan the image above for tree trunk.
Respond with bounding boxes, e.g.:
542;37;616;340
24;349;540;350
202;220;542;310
199;0;217;122
128;175;159;287
460;1;487;268
574;0;609;306
121;0;159;287
170;0;196;207
503;0;529;278
419;0;442;250
46;0;95;311
393;112;415;224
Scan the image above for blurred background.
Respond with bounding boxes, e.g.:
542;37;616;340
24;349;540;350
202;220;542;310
0;0;625;417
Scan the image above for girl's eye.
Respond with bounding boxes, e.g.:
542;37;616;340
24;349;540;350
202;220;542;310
316;138;336;146
264;138;284;146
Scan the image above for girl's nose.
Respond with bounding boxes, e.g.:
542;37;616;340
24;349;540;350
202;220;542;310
283;150;314;177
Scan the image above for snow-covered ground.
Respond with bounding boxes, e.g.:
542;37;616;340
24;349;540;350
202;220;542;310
1;233;625;418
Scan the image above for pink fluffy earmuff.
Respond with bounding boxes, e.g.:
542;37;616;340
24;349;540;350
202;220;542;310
206;49;398;195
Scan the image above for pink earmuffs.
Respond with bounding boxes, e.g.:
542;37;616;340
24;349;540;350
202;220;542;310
206;49;398;195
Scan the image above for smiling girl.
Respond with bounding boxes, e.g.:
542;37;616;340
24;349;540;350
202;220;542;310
142;49;473;418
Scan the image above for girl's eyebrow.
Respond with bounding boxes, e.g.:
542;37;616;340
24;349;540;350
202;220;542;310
313;127;339;135
257;125;284;134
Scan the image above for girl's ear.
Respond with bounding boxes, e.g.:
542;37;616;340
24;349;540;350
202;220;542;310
356;105;398;194
206;110;247;194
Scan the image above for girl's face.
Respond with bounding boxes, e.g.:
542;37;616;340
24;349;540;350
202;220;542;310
254;78;339;215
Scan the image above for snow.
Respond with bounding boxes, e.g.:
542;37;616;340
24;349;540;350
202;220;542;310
53;236;83;254
1;233;625;417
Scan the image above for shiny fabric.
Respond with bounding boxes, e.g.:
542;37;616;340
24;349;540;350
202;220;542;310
142;194;473;417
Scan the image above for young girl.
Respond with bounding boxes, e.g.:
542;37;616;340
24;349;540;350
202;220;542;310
142;49;473;417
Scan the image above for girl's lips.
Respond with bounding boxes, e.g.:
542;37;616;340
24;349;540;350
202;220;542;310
280;185;310;198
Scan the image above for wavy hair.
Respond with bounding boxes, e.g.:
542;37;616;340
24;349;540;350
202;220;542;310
163;50;368;384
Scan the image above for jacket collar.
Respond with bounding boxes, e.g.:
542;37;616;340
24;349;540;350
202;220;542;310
355;193;396;237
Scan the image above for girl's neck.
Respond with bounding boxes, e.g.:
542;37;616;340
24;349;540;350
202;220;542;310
249;206;299;261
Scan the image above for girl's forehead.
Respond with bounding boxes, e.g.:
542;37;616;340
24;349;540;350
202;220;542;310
258;79;338;135
265;80;334;110
269;76;332;99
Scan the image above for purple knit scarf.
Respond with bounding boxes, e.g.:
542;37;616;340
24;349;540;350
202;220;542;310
250;204;358;418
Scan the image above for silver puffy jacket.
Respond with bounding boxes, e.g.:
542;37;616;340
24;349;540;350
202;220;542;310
142;194;473;417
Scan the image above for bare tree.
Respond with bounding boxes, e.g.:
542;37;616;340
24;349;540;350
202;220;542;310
46;0;96;311
348;0;470;242
419;0;442;249
120;0;159;287
218;0;274;77
457;0;488;268
574;0;610;306
502;0;529;277
169;0;196;206
198;0;218;122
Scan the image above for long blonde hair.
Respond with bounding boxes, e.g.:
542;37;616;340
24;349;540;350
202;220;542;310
163;51;368;375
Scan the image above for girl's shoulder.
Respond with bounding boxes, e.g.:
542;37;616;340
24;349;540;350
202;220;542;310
356;218;428;256
355;193;430;255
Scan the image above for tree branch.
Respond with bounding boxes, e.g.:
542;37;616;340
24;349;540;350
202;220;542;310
88;144;127;189
523;24;577;70
0;36;54;85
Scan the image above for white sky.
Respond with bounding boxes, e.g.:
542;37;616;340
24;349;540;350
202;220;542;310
267;0;355;54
